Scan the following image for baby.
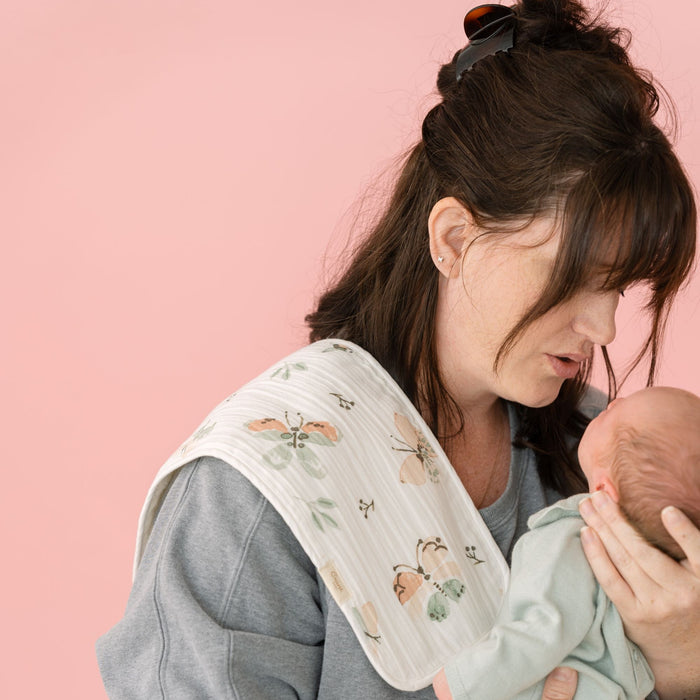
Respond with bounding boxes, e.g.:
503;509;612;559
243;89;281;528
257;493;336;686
434;386;700;700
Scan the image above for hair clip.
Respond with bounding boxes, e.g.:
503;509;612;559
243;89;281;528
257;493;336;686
456;4;516;80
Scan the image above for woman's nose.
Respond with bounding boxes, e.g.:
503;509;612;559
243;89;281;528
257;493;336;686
571;291;619;347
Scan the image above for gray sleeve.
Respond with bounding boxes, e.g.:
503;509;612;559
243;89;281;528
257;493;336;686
96;456;325;700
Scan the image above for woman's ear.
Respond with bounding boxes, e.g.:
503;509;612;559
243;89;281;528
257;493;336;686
428;197;478;278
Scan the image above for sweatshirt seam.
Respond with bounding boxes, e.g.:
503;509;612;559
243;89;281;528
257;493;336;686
217;476;267;621
225;630;241;700
219;479;268;697
151;459;204;699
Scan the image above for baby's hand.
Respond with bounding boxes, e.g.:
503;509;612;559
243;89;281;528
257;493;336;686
432;669;453;700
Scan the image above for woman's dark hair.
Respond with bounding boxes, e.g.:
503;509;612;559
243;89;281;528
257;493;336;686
306;0;697;496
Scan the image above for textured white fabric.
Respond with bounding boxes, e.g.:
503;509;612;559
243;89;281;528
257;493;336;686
135;339;509;691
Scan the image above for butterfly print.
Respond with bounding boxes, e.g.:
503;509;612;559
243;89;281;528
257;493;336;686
245;412;341;478
392;537;465;622
390;413;439;484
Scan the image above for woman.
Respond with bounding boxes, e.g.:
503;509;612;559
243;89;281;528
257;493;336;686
97;1;700;698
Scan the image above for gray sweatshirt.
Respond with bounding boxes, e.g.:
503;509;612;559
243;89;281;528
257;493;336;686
97;434;572;699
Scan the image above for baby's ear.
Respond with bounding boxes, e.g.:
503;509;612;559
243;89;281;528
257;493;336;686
594;477;619;503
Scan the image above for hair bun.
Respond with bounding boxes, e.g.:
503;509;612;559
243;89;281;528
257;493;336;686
515;0;629;58
436;0;630;100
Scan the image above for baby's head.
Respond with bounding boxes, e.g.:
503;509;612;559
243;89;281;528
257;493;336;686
578;386;700;560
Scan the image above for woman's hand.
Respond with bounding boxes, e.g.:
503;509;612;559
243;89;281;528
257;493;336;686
432;667;578;699
540;667;578;699
579;492;700;699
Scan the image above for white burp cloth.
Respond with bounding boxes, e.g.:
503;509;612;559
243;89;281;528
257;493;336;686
135;339;509;691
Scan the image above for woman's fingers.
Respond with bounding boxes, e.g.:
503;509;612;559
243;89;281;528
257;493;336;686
579;492;670;589
662;506;700;576
579;493;700;628
579;525;636;611
541;667;577;700
436;663;578;700
579;495;700;697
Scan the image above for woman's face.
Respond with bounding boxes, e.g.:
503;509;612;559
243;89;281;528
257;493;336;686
434;214;620;411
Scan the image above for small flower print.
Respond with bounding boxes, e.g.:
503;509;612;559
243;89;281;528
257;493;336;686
465;545;485;565
358;498;375;519
330;392;355;410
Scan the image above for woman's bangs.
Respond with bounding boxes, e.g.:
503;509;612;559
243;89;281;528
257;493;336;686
562;146;696;301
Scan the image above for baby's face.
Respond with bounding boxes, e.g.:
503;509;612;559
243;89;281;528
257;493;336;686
578;387;681;491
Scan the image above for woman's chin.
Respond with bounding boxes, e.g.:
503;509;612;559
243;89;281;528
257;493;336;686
513;380;565;408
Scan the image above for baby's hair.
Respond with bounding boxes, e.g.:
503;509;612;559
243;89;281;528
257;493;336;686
611;401;700;560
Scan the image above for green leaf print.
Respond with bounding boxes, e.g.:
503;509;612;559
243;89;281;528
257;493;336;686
301;497;340;532
320;512;338;528
271;362;308;379
180;420;216;456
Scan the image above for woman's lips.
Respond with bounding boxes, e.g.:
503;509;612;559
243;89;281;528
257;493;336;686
546;353;584;379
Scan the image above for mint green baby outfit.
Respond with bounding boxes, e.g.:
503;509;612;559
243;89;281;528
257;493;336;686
444;494;655;700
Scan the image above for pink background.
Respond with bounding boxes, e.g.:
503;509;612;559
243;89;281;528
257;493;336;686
2;1;699;697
